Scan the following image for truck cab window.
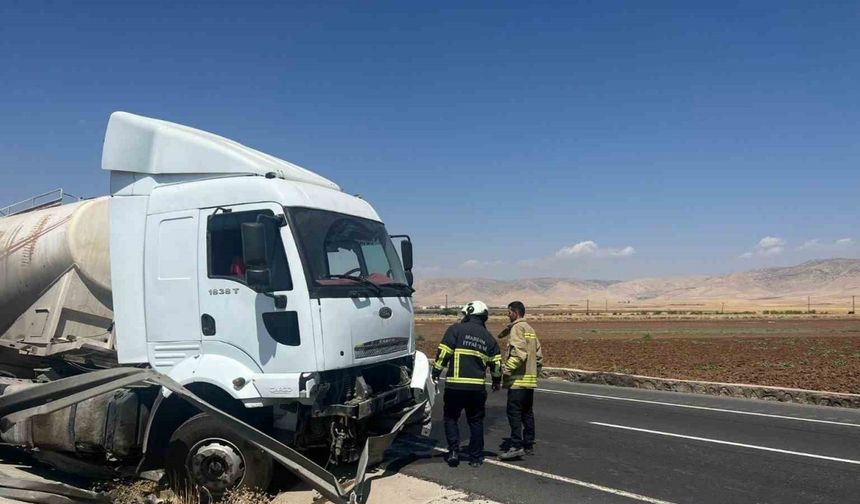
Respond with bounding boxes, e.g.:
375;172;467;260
327;246;362;275
288;207;409;298
207;209;293;291
360;243;391;275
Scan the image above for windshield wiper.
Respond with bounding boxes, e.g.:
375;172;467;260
323;274;383;295
384;282;415;294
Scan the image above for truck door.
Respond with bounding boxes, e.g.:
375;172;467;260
143;210;201;353
198;203;317;374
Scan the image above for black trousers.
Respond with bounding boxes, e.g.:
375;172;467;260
443;388;487;460
507;388;535;449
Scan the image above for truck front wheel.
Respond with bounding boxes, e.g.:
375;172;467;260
166;413;273;498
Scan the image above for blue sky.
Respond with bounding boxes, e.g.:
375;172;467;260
1;1;857;280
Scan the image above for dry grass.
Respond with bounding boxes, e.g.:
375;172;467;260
104;480;160;504
104;480;273;504
217;488;273;504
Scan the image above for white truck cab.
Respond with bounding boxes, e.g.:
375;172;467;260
105;112;417;399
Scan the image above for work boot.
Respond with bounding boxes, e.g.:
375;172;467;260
498;447;525;460
468;457;483;467
524;447;535;456
445;450;460;467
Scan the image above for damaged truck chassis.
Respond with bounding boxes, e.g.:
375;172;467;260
0;367;432;503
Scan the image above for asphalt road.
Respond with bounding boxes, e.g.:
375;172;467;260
390;380;860;504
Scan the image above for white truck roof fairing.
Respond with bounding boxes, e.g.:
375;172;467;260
101;111;340;193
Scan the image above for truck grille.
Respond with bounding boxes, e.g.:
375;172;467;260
353;337;409;359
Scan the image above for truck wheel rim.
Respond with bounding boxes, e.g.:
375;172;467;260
186;438;246;493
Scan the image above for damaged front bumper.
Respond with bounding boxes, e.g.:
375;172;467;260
0;353;437;504
315;350;436;422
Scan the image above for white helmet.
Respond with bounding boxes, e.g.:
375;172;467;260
460;300;489;317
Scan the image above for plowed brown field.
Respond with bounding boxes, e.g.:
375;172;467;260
415;318;860;393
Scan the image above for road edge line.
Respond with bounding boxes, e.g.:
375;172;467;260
542;367;860;409
589;421;860;466
537;388;860;428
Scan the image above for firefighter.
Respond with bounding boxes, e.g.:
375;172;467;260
497;300;543;460
432;300;502;467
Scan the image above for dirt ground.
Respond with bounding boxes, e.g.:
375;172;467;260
0;444;499;504
416;317;860;394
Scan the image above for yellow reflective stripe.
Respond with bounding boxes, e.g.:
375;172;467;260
433;354;445;370
447;377;488;384
509;373;538;384
524;332;537;339
454;348;491;362
505;356;521;370
449;348;496;381
491;357;502;377
434;344;452;370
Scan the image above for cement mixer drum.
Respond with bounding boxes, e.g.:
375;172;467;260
0;197;114;359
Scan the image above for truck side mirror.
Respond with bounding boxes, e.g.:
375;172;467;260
241;222;272;292
400;240;414;287
400;240;413;272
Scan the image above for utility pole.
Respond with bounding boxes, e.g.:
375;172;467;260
586;299;590;316
807;296;811;314
721;302;725;314
605;299;608;313
445;294;448;311
852;295;855;315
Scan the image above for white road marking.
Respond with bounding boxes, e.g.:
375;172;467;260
538;387;860;428
590;422;860;466
421;445;678;504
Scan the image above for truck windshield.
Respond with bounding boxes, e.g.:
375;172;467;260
287;207;410;298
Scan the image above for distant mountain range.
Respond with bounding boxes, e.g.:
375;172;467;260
413;259;860;308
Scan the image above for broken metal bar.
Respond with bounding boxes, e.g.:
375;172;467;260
0;488;90;504
313;384;413;419
0;371;150;429
0;368;142;421
350;400;426;504
0;476;107;503
144;372;351;503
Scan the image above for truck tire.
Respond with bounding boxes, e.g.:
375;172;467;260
166;413;273;498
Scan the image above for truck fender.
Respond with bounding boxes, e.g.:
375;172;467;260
138;355;264;472
164;353;263;401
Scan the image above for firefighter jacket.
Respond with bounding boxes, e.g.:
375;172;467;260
499;318;543;389
432;316;502;390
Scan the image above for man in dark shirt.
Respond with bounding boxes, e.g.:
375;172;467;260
432;300;502;467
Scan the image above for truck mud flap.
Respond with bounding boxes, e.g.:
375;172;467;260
0;368;426;504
